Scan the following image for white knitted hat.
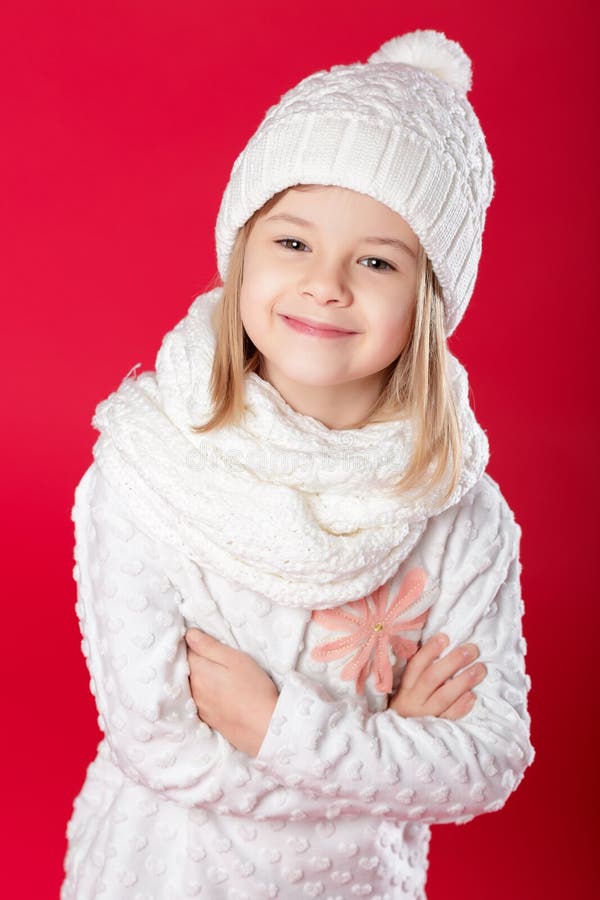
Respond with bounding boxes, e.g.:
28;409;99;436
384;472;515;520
214;29;495;337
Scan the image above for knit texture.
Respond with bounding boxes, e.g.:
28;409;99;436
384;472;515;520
215;29;495;337
91;286;490;609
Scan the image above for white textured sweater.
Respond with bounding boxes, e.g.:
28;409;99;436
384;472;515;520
61;462;534;899
61;289;535;899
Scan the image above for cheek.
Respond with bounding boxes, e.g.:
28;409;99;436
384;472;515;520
239;290;268;341
374;305;415;353
240;266;279;313
240;272;286;341
242;254;284;295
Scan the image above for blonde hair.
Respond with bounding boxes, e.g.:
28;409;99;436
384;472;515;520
192;184;463;507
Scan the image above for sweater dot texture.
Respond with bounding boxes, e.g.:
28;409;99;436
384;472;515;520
61;462;534;899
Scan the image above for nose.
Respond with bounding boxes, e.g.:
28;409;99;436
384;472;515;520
298;256;352;305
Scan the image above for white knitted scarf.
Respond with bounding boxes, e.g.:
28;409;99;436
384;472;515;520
91;287;490;609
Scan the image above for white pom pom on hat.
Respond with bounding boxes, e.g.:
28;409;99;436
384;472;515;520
214;29;494;337
367;29;473;95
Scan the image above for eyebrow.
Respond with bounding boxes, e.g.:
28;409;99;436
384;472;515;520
264;213;417;259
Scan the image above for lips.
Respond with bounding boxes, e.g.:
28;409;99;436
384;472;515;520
280;314;356;335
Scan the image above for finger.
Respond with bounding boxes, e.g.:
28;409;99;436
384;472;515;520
185;633;206;660
439;690;477;721
431;643;480;684
401;633;449;691
409;640;481;706
187;653;224;707
185;629;230;666
187;650;214;683
427;663;487;716
185;628;207;649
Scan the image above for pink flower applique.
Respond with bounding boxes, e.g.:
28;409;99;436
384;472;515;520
310;567;432;695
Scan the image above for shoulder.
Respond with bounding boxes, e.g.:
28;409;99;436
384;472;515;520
454;472;521;540
414;474;522;587
71;462;156;551
441;474;522;585
72;461;128;524
429;471;521;543
71;462;189;586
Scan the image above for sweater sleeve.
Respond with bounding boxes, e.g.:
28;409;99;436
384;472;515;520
251;479;536;826
70;462;310;814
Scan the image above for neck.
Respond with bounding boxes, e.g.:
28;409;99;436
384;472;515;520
257;361;386;430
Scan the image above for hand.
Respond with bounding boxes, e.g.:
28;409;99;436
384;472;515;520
184;628;279;757
388;633;487;720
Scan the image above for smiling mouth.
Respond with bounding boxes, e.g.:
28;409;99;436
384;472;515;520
280;315;358;336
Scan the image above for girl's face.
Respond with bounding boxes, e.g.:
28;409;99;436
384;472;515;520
239;184;420;428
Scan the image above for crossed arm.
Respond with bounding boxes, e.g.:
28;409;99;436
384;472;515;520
185;477;535;826
73;462;535;824
184;626;279;758
183;622;488;758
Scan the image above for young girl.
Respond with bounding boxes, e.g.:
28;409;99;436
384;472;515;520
61;29;535;900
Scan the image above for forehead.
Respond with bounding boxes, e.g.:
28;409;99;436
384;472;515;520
261;185;419;256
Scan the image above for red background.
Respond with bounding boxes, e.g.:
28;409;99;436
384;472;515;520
1;1;597;896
